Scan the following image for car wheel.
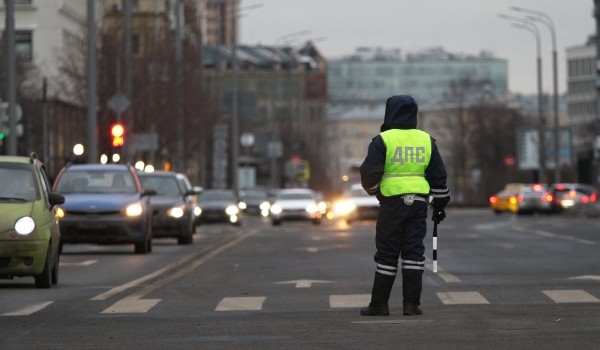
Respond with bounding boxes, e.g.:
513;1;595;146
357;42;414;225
51;251;60;285
178;220;194;245
135;237;151;254
35;247;53;289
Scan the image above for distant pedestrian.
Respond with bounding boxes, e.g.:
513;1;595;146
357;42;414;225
359;95;450;316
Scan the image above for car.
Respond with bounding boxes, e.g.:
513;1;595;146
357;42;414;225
549;183;598;214
197;189;242;225
334;183;380;224
52;163;155;254
0;153;65;288
269;188;322;226
239;189;271;217
138;171;197;244
489;183;552;215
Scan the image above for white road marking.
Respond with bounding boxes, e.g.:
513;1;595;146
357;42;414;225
275;279;334;288
101;297;161;314
60;259;98;267
91;229;258;301
329;294;370;308
437;291;490;305
570;275;600;282
542;290;600;303
215;297;266;311
2;301;54;316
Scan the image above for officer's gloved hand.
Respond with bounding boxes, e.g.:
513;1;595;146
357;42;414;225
432;207;446;224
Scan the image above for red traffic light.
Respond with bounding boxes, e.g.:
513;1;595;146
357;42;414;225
111;123;125;147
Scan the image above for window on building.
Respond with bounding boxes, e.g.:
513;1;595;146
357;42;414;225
15;30;33;62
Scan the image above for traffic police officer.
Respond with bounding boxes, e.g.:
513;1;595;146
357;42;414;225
360;95;450;316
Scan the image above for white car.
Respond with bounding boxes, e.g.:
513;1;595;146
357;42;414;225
334;184;379;224
270;189;322;225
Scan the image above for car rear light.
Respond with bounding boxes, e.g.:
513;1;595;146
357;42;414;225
542;193;553;202
509;196;518;204
532;184;543;191
489;196;498;204
581;196;589;204
556;184;565;190
591;193;597;202
568;190;577;198
517;195;524;202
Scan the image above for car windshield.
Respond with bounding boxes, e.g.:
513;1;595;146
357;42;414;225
0;164;39;201
241;191;268;201
55;170;137;194
200;191;234;202
139;175;182;196
277;192;313;200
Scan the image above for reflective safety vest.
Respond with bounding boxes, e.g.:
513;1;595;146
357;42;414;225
379;129;432;197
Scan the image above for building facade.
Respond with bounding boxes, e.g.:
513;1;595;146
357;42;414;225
328;47;508;106
566;40;598;185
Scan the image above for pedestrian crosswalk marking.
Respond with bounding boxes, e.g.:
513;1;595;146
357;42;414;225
437;291;489;305
1;301;54;316
101;298;161;313
329;294;370;308
542;290;600;303
215;297;266;311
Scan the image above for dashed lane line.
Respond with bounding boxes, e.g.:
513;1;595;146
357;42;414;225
1;301;54;316
215;297;266;311
542;290;600;303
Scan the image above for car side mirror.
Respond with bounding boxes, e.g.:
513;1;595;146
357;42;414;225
142;188;157;196
49;192;65;205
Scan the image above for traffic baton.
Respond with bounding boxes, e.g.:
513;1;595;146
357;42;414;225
432;221;438;273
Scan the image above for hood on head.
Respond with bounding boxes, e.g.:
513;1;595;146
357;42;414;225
380;95;418;132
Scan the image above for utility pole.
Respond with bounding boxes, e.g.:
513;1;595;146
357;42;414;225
231;6;239;196
87;0;98;163
4;0;17;155
175;0;185;172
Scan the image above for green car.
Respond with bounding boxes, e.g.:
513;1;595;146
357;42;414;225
0;153;64;288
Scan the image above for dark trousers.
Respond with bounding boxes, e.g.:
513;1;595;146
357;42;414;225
373;196;428;304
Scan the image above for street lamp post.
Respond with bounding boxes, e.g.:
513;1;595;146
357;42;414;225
512;7;560;183
499;14;547;184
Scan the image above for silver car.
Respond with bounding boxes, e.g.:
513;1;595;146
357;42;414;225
270;189;322;226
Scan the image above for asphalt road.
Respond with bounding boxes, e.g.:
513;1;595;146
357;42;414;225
1;209;600;349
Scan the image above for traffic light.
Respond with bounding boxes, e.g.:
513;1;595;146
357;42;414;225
111;123;125;148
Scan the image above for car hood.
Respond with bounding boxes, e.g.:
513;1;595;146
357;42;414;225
349;196;380;207
275;199;315;210
0;202;34;232
199;200;234;209
149;195;184;209
61;193;141;212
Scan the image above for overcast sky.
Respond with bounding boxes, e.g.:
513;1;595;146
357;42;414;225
240;0;595;95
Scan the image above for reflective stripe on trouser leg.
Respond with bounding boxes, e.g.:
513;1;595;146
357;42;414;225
376;263;398;276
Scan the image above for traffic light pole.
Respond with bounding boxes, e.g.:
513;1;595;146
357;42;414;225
87;0;98;163
4;0;17;155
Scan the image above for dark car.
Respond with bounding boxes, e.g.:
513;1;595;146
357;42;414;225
549;183;598;214
52;164;155;254
138;171;197;244
0;153;64;288
197;189;241;225
239;189;271;217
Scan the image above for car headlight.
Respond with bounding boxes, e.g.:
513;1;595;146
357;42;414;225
226;205;239;216
194;207;202;216
56;207;65;219
125;202;144;217
259;201;271;210
15;216;36;235
306;203;318;214
334;200;356;216
270;204;282;214
167;205;185;218
238;201;247;210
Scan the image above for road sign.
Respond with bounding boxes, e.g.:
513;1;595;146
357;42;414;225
0;102;22;124
107;93;131;115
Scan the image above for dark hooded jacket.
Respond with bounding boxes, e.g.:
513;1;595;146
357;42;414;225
360;95;450;208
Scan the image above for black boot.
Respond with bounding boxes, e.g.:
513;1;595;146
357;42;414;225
402;269;424;316
403;302;423;316
360;272;396;316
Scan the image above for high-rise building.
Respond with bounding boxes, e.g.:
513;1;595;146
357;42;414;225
328;47;508;106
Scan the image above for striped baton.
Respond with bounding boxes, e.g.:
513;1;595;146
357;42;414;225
432;221;438;273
